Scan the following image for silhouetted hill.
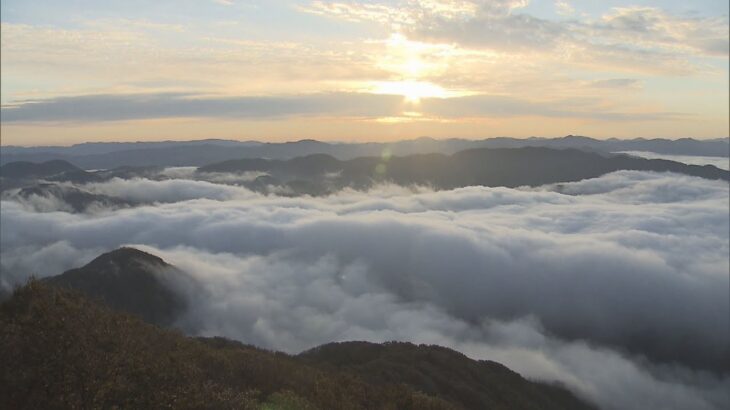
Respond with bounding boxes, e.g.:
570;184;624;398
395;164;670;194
0;160;81;178
0;281;597;409
200;147;729;195
300;341;594;410
0;160;102;193
199;153;341;175
44;248;187;327
3;136;726;168
2;139;262;156
200;157;278;173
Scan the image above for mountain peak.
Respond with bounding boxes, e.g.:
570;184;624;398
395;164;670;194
85;247;168;270
44;247;187;326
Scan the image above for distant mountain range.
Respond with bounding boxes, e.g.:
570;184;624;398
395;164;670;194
2;147;727;205
0;159;82;178
199;147;729;194
2;136;727;169
0;248;596;409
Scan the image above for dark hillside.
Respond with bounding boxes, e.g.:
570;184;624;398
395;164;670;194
0;281;598;409
0;282;454;410
0;160;81;178
199;147;729;195
300;341;594;410
44;248;188;327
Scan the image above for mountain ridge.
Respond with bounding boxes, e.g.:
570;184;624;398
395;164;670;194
0;160;82;178
0;278;597;409
198;146;729;195
2;135;727;168
299;341;592;410
3;147;726;203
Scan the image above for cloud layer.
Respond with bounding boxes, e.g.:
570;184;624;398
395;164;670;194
1;91;682;123
1;170;728;409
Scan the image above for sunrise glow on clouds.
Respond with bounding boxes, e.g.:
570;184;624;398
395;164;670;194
0;0;728;145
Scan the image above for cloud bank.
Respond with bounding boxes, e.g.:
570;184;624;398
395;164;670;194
616;151;730;170
1;170;728;410
1;92;681;123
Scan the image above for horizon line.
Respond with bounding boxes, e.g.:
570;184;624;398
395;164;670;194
3;135;730;149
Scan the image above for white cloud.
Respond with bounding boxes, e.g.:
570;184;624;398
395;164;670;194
555;0;574;16
303;1;728;72
1;91;680;123
84;177;256;203
614;152;730;170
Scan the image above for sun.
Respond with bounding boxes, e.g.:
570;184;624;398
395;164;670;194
368;34;460;103
372;80;448;103
404;57;427;77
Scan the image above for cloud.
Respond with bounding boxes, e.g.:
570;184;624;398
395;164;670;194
614;152;730;171
420;94;684;121
84;177;256;203
587;78;641;89
297;1;410;24
5;191;76;213
1;170;728;409
554;0;574;16
1;91;685;123
300;1;527;23
410;11;567;52
594;7;730;57
0;92;403;122
0;21;385;99
304;1;728;73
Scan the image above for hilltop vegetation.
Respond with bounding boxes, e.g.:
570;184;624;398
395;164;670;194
0;280;596;409
301;341;593;410
0;281;453;409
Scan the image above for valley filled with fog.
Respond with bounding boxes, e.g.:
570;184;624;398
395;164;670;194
2;161;728;410
614;151;730;170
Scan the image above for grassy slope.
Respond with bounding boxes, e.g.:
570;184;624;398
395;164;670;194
0;281;596;409
0;281;451;409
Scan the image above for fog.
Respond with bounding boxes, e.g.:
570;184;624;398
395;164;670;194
1;170;728;410
615;151;730;170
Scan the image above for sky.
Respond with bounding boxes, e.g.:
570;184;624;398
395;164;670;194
0;0;728;145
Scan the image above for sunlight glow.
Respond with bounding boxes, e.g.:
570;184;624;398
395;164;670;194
369;33;469;105
372;80;449;102
378;33;449;79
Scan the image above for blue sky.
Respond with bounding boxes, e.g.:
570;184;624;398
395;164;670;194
1;0;728;145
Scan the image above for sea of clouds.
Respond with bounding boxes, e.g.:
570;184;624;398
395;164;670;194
1;170;728;410
615;151;730;170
